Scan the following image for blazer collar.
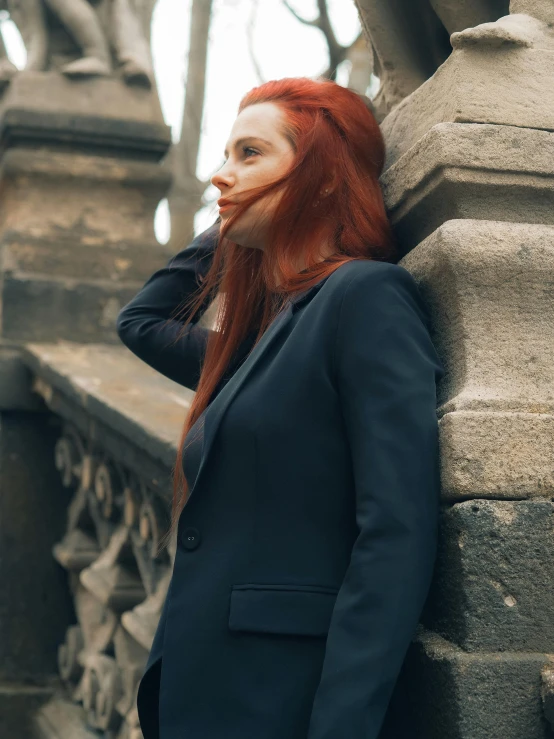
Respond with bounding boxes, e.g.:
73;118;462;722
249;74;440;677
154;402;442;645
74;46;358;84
288;274;332;313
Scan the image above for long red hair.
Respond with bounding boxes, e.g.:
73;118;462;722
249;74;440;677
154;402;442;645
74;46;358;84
158;76;397;553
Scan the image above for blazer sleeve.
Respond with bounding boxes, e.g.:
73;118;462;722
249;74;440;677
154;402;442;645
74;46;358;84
307;261;445;739
116;222;220;390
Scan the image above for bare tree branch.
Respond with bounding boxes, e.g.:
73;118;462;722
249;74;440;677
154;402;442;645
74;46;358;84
316;0;339;54
282;0;320;29
246;0;265;85
282;0;351;81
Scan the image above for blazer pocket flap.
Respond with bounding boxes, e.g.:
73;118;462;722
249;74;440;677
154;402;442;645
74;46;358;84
228;584;339;637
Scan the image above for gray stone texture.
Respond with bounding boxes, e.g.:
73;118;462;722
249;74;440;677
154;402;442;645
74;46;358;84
353;0;511;121
423;500;554;651
0;72;166;127
381;41;554;169
380;629;554;739
0;73;172;346
381;123;554;252
439;411;554;500
365;4;554;733
400;219;554;500
354;0;551;125
0;347;46;411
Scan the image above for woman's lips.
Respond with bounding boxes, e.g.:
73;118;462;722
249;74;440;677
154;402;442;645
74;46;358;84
219;203;235;213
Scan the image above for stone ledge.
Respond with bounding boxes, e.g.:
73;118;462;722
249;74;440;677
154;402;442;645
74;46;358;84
383;629;554;739
381;45;554;169
0;147;172;186
0;108;171;160
381;123;554;251
0;72;171;160
1;231;174;281
0;274;151;343
439;410;554;499
399;219;554;416
19;341;193;495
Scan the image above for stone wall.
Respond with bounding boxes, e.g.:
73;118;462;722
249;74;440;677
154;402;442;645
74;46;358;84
372;1;554;736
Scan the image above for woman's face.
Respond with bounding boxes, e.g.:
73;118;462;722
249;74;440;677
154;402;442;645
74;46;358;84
210;102;295;251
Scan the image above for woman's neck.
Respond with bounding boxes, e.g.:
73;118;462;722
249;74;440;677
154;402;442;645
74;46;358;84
272;240;338;288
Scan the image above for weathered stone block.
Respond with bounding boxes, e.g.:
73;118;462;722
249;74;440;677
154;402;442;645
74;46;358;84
1;233;174;283
382;123;554;251
0;273;148;343
399;219;554;499
0;148;170;246
0;73;173;346
0;72;170;154
381;45;554;169
380;629;554;739
423;499;554;651
439;411;554;499
401;219;554;417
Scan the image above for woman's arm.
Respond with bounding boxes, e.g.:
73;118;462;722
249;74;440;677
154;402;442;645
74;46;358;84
116;222;219;390
307;261;445;739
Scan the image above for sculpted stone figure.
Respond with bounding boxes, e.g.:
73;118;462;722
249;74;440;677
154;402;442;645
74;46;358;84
0;0;153;87
452;0;554;49
355;0;514;118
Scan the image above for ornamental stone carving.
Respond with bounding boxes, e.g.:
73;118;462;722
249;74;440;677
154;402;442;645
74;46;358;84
0;0;153;87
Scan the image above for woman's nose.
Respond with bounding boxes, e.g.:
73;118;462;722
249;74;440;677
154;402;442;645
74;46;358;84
211;163;234;191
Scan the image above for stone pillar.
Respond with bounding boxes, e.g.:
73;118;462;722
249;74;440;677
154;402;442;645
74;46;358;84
376;5;554;738
0;71;172;736
0;72;172;343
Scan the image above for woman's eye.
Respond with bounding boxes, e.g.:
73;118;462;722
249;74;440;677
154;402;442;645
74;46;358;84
219;148;258;167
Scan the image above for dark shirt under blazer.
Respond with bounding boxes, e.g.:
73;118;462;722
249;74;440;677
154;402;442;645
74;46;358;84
116;223;445;739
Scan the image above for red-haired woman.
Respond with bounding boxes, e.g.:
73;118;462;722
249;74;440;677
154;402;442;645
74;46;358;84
117;77;444;739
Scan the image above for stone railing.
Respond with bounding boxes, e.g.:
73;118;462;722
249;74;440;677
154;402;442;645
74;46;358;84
20;341;192;739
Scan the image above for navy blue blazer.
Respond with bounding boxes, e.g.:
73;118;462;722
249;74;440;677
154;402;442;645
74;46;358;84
116;223;444;739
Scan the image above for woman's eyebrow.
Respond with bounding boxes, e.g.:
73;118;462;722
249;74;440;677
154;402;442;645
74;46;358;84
223;136;273;157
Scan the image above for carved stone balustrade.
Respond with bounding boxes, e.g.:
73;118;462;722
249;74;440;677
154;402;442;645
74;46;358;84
18;341;194;738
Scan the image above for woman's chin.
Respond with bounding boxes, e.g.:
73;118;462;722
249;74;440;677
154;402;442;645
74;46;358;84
222;223;264;251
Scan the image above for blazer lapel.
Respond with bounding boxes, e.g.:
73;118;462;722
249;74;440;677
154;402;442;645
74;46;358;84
186;277;331;501
187;303;292;499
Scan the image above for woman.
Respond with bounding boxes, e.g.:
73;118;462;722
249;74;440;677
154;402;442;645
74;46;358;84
117;77;444;739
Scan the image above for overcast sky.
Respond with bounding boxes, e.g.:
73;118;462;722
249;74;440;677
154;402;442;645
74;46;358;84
0;0;362;242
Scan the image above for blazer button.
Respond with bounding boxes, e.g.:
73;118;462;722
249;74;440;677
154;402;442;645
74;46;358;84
181;526;201;551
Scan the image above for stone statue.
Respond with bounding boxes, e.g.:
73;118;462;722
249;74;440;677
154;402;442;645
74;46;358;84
354;0;513;119
452;0;554;50
0;0;153;87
